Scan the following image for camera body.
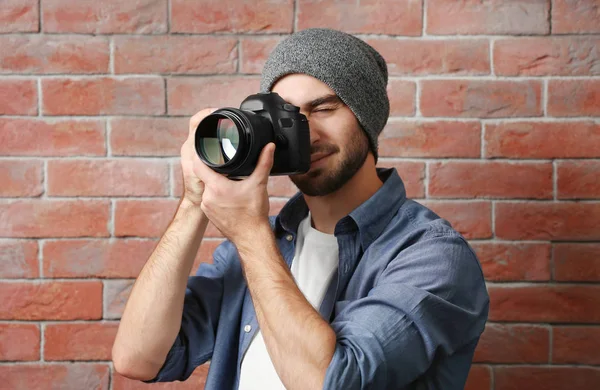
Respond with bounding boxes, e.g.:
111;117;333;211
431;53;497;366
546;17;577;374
240;92;310;175
195;92;311;177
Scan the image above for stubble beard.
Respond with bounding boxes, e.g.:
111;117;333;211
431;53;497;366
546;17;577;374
290;132;370;197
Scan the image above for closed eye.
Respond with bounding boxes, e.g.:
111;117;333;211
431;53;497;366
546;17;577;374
312;106;337;113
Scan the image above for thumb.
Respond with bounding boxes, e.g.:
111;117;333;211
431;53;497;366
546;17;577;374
249;143;276;184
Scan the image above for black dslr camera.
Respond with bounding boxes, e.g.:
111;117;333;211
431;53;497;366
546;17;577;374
194;92;311;177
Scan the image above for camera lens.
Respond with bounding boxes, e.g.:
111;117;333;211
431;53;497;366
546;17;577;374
195;108;273;177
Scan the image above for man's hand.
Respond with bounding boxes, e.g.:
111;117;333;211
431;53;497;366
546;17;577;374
193;142;277;245
180;108;218;207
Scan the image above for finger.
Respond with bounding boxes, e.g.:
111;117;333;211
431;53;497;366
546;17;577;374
188;108;218;138
192;153;224;185
249;143;276;184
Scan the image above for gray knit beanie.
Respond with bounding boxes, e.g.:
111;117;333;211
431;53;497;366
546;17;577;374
260;28;390;160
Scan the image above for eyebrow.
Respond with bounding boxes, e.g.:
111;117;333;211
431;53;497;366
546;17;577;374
305;94;342;110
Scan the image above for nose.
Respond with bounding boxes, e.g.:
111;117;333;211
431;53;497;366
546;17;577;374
300;111;321;146
307;119;321;146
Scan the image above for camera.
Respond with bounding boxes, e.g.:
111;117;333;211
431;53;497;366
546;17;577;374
194;92;311;178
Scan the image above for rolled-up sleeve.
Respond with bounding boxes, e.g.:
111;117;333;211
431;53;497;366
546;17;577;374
143;245;229;383
323;230;490;389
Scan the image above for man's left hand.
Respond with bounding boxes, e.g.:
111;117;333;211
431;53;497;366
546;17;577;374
193;143;276;245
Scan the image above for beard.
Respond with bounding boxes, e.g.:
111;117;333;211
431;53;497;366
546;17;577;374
290;131;370;197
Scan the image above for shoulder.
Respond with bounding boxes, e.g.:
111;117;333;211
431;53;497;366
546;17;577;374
373;199;487;303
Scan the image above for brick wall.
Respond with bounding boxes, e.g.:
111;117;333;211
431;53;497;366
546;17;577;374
1;0;599;389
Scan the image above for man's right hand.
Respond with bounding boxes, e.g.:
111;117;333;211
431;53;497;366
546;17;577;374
180;108;218;207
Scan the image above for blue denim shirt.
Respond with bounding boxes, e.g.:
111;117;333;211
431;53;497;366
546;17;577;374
145;168;489;389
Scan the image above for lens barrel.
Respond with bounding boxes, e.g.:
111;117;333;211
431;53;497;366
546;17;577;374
194;108;273;177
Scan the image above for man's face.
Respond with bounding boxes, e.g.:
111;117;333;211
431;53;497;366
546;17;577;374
271;74;370;197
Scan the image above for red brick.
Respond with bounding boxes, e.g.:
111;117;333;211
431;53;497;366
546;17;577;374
553;0;600;33
47;159;169;197
427;0;549;35
298;0;422;35
369;39;490;76
495;202;600;240
114;36;237;75
553;326;600;365
0;0;38;32
554;243;600;282
429;161;553;199
379;121;481;158
471;242;551;281
0;79;37;115
110;117;188;157
495;37;600;76
0;240;39;278
114;199;178;238
419;201;492;239
112;365;208;390
548;80;600;117
0;323;39;360
0;281;103;320
0;364;109;390
387;80;416;116
42;0;167;33
45;322;118;361
488;285;600;323
43;77;165;116
0;118;105;157
421;80;542;118
104;279;134;319
0;200;110;238
557;160;600;199
167;77;260;115
464;365;491;390
267;175;298;198
495;366;600;390
0;35;109;74
485;121;600;159
171;0;293;33
473;324;550;363
43;239;157;278
240;37;283;74
377;161;425;199
0;160;43;197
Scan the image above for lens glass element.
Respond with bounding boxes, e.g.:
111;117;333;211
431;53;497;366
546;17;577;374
218;118;239;161
199;118;240;165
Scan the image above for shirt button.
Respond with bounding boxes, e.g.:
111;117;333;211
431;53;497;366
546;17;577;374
244;324;252;333
286;234;293;241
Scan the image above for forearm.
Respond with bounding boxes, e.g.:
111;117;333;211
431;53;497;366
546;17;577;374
112;199;209;379
236;224;336;390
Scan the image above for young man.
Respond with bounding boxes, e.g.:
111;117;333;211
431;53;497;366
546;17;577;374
112;28;489;389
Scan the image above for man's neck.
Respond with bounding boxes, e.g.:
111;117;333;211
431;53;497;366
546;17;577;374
303;156;383;234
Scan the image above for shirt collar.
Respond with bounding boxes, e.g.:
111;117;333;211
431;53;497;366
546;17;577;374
275;168;407;249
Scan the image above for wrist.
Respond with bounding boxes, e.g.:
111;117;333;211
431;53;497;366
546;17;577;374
177;197;208;224
234;220;275;257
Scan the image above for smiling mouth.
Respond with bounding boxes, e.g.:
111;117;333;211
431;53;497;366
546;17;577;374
310;153;332;163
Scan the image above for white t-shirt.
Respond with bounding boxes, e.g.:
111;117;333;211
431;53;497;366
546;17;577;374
238;213;339;389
